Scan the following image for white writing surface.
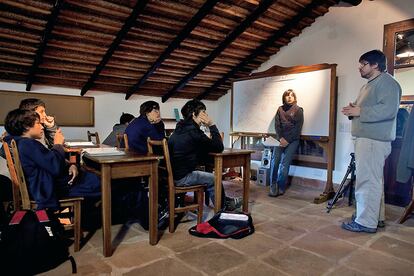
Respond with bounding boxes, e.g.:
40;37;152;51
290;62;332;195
232;69;331;136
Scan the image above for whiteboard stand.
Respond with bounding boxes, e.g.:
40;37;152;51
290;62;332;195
231;64;337;202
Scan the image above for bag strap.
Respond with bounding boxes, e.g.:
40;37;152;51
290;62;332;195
69;256;77;274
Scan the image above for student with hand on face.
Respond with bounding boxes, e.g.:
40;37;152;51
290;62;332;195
3;109;101;210
168;99;242;210
125;101;165;154
19;98;61;148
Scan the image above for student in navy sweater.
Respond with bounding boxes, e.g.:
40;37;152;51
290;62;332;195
125;101;165;153
4;109;101;210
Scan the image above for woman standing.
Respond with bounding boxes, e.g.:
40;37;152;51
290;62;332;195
269;89;304;197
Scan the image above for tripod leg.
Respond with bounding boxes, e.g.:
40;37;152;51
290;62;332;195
327;168;351;213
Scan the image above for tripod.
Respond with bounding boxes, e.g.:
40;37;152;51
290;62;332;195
327;153;355;213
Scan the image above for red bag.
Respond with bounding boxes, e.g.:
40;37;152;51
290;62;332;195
189;211;254;239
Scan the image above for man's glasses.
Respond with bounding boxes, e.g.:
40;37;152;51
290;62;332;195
359;62;369;68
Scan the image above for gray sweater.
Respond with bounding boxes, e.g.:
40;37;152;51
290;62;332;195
351;72;401;141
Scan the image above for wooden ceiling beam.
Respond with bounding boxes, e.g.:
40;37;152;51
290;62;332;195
26;0;63;91
196;0;325;100
161;0;277;103
80;0;149;96
124;0;219;100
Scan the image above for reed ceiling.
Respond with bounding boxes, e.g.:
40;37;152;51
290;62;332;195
0;0;360;101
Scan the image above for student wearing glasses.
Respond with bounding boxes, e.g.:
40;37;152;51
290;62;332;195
125;101;165;153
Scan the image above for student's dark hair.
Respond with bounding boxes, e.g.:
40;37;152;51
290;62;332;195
119;113;134;124
139;101;159;116
19;98;46;111
181;99;206;120
4;109;40;136
359;50;387;72
282;89;297;105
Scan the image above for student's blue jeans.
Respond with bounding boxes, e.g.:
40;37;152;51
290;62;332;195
175;170;219;205
269;140;299;194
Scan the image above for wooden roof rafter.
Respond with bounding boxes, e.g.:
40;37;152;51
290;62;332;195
161;0;277;103
125;0;220;100
26;0;63;91
80;0;150;96
196;0;330;100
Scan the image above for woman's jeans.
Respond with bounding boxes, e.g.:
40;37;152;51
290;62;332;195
269;140;299;194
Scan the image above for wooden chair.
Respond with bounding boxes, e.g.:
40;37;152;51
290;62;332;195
116;133;125;149
124;134;129;150
2;140;83;252
87;130;100;144
398;181;414;224
147;138;204;233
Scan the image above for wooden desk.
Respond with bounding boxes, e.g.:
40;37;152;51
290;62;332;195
209;149;254;213
82;150;160;257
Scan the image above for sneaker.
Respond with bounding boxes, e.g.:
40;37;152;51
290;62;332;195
268;191;284;197
341;221;377;233
224;197;243;211
351;213;385;228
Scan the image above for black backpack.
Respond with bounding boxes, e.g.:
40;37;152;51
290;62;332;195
0;209;76;275
189;211;254;239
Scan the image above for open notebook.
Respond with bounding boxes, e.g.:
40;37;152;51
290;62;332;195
82;147;125;156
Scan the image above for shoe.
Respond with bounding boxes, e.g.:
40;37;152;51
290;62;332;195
224;197;243;211
351;213;385;228
268;191;284;197
341;221;377;233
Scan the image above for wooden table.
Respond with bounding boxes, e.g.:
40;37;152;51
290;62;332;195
82;150;160;257
209;149;254;213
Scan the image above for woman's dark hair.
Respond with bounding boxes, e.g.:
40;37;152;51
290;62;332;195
139;101;159;116
282;89;297;105
181;99;206;120
359;50;387;72
119;113;134;124
4;109;40;136
19;98;46;111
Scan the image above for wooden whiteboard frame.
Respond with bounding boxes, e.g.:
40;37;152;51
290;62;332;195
0;91;94;127
231;63;337;193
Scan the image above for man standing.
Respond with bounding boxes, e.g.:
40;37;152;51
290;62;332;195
342;50;401;233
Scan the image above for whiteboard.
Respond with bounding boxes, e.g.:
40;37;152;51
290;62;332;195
232;68;331;136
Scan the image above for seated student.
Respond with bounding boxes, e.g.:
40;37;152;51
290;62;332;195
3;109;101;210
102;112;135;147
19;98;60;148
125;101;165;153
168;99;241;209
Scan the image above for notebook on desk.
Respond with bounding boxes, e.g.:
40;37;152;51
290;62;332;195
82;147;125;156
64;141;97;148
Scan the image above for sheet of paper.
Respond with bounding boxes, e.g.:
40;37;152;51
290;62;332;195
82;147;125;156
262;136;280;147
65;141;96;147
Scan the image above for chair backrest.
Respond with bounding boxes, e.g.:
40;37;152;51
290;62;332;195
123;133;129;150
2;140;31;210
116;133;129;150
147;138;174;191
87;131;100;144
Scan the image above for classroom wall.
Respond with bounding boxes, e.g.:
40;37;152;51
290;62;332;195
217;0;414;183
0;81;219;141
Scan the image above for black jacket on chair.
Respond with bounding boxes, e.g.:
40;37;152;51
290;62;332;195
168;119;224;180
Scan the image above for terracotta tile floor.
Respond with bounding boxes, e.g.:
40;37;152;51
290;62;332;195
45;180;414;275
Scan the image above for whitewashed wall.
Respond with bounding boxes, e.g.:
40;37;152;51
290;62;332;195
216;0;414;183
0;82;218;141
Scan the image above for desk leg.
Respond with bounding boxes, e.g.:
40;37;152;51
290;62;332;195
214;156;223;213
243;155;250;212
101;164;112;257
149;160;158;245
